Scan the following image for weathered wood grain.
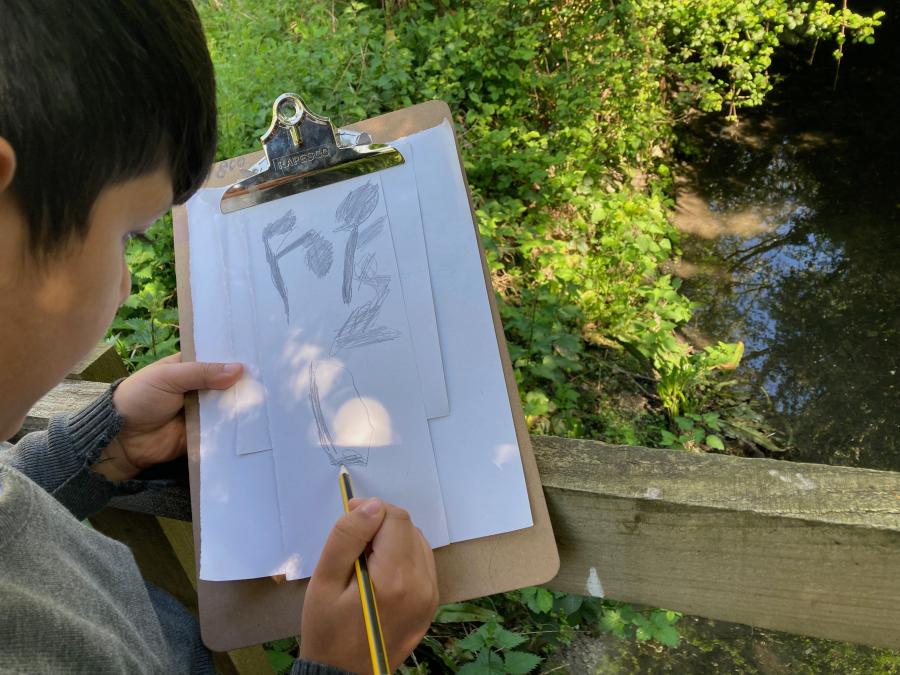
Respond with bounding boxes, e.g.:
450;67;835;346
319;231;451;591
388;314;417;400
22;378;900;649
15;379;109;438
69;343;129;383
534;435;900;649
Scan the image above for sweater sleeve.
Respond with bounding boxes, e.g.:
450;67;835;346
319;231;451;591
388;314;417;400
0;381;148;520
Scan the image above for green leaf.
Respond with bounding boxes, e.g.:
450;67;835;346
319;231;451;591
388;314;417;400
265;649;295;674
458;649;506;675
265;638;297;652
600;609;626;636
705;434;725;450
655;625;680;647
457;630;487;652
555;593;584;616
503;650;543;674
491;625;527;650
434;602;499;624
520;587;554;614
674;416;693;431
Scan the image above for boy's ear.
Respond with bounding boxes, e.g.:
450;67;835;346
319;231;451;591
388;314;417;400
0;138;17;192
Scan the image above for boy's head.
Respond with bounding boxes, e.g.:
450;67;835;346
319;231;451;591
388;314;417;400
0;0;217;439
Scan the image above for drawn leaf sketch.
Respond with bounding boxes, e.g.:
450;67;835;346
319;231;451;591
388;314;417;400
263;209;334;322
309;361;374;466
332;253;399;353
357;215;386;250
335;182;379;304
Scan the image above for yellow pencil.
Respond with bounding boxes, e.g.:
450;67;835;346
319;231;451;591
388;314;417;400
338;464;390;675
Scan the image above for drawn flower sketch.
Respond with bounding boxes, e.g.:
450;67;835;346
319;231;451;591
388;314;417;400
262;181;399;466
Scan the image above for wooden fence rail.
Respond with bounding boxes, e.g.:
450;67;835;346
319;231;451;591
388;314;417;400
16;345;900;656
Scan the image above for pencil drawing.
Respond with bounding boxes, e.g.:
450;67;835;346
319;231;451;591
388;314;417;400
331;253;398;353
263;209;334;322
309;361;373;466
274;229;333;279
358;215;386;250
335;181;379;304
258;182;399;468
263;210;295;320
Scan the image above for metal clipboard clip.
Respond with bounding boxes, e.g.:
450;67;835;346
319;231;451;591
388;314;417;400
220;93;404;214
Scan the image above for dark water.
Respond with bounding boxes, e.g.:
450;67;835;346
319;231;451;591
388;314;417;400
674;27;900;471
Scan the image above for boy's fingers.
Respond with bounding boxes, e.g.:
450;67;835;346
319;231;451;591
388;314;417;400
314;498;386;586
416;527;438;586
369;504;420;572
146;361;243;393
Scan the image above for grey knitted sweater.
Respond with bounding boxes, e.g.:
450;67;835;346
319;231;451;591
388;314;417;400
0;384;350;675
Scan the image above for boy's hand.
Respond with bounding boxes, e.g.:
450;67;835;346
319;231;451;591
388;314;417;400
300;497;439;674
91;353;242;482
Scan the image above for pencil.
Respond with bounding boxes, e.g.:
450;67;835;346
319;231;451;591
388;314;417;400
338;464;390;675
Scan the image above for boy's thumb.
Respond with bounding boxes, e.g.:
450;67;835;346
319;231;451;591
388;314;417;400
315;498;386;584
148;360;243;393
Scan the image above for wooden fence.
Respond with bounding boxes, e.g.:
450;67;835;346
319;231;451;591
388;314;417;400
16;344;900;671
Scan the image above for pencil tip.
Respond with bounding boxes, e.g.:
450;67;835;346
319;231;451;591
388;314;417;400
339;464;349;475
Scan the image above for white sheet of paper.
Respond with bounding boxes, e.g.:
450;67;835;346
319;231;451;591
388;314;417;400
404;120;534;541
222;220;274;456
188;191;286;581
241;175;450;580
380;140;450;420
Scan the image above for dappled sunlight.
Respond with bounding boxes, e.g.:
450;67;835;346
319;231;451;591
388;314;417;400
334;397;393;447
305;360;396;457
277;553;305;581
233;373;266;413
286;345;326;399
281;332;323;369
300;358;344;397
492;443;518;469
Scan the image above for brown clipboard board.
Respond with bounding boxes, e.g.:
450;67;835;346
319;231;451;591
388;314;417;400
173;100;559;652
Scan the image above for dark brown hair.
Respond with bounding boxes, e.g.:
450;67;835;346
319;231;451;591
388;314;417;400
0;0;217;255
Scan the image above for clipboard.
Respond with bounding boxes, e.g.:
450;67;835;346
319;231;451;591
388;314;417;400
173;96;559;652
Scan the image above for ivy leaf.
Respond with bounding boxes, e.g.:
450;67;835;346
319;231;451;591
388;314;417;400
503;650;543;674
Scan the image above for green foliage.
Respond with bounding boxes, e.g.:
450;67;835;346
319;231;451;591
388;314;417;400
640;0;884;118
264;638;299;674
113;215;179;369
599;603;682;648
406;591;682;673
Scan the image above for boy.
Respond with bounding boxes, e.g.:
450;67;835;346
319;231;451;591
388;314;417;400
0;1;438;673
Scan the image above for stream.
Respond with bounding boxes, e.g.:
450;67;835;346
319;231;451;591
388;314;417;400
673;28;900;472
